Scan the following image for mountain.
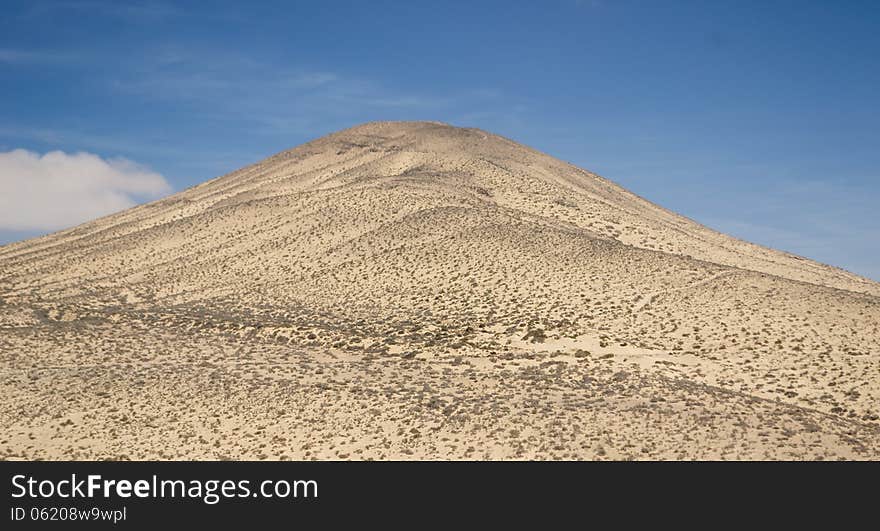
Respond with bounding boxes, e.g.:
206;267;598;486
1;121;878;460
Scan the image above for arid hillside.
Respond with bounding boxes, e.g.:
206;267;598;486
1;121;878;460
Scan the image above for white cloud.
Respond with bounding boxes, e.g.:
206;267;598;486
0;149;171;231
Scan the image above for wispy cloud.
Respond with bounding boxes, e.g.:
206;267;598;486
0;125;196;160
107;47;469;135
688;177;880;281
0;48;79;65
21;1;181;22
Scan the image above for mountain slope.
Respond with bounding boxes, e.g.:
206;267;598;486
1;121;878;460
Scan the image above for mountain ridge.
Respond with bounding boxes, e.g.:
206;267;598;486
2;120;877;297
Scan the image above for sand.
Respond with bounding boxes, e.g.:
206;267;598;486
0;121;877;460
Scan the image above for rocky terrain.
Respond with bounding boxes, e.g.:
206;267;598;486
1;121;877;460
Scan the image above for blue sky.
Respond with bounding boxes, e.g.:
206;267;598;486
1;0;878;280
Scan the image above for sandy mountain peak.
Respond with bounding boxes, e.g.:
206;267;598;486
1;122;878;460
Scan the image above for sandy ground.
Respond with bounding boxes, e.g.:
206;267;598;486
1;121;877;460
